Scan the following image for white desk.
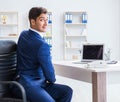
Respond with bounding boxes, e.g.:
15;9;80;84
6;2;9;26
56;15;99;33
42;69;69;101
53;61;120;102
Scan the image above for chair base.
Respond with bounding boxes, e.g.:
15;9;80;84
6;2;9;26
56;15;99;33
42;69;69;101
0;97;24;102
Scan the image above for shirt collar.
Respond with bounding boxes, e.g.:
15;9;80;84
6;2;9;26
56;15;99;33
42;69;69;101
30;28;45;38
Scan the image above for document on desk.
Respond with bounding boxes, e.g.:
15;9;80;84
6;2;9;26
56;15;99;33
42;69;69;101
106;60;118;64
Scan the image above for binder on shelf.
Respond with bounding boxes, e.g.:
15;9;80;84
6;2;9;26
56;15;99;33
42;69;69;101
65;13;72;23
69;14;72;23
48;14;52;24
65;13;68;23
82;12;87;23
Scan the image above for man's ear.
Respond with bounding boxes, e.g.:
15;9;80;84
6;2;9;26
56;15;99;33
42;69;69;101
31;19;35;26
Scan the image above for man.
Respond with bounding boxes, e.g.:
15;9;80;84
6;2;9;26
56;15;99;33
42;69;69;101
16;7;73;102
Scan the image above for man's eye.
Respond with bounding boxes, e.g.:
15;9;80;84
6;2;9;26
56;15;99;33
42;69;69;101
40;19;44;21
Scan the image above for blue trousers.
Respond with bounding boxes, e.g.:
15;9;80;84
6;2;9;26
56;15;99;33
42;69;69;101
13;79;73;102
26;83;73;102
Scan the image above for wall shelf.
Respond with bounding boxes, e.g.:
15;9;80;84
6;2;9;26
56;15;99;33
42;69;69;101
0;11;18;39
64;11;88;60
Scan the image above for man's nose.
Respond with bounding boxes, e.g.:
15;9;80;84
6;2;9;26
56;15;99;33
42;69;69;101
44;21;48;26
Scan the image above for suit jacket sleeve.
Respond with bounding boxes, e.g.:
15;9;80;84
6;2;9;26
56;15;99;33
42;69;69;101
37;42;56;83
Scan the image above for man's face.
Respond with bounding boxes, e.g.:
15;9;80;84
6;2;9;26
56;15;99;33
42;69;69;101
31;13;48;32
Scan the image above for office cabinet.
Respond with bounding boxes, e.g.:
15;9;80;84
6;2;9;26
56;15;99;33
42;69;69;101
64;11;88;60
0;12;18;39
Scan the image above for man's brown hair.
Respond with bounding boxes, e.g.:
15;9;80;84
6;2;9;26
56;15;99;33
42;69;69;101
29;7;47;22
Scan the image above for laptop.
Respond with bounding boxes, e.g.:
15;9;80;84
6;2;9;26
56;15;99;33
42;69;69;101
74;43;104;64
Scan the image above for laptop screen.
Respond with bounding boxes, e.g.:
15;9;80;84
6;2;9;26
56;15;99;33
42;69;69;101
81;43;104;61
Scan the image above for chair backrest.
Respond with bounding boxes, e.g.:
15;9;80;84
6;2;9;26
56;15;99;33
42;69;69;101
0;40;17;97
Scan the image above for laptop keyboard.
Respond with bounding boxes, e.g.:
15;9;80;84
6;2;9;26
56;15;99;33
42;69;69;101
73;61;92;64
81;60;93;63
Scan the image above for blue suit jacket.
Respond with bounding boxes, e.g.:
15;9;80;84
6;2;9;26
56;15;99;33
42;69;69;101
17;29;56;87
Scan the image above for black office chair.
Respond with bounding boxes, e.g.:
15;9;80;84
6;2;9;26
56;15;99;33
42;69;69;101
0;40;27;102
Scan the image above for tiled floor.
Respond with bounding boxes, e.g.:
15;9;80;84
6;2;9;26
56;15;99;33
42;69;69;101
56;75;120;102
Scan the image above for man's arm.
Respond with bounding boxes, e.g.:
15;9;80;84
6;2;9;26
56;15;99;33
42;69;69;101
38;43;56;83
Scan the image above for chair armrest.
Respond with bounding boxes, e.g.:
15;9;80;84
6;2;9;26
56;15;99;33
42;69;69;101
0;81;27;102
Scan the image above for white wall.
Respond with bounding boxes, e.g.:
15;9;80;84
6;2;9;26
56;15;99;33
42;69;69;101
0;0;120;60
0;1;120;102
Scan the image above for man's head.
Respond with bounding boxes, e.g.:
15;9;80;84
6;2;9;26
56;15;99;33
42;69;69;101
29;7;48;32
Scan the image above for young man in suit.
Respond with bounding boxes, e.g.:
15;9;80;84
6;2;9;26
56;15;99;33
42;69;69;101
16;7;73;102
